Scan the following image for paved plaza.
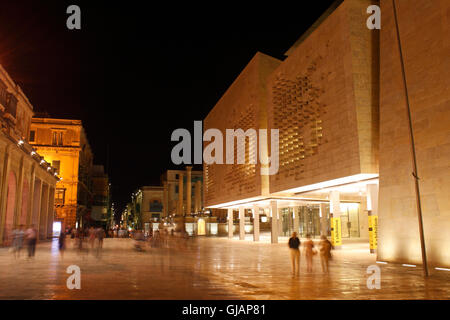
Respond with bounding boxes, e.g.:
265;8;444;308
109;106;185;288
1;236;450;300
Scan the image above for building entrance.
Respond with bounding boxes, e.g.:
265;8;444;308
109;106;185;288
298;205;322;238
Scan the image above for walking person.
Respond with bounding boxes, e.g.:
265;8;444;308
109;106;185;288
304;234;316;273
319;235;332;273
88;226;96;250
95;227;105;257
25;225;37;259
12;225;25;259
59;230;66;259
288;232;301;277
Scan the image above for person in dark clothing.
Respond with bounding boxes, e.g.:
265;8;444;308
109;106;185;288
59;231;66;259
288;232;301;277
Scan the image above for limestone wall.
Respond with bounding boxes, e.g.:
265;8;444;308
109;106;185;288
378;0;450;269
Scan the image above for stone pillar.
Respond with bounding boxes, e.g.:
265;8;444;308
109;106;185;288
330;190;342;248
270;200;278;244
319;203;328;236
194;180;201;213
278;208;283;236
252;205;260;242
28;167;36;226
186;166;192;215
178;172;184;216
293;206;299;234
239;206;245;240
227;208;233;239
366;184;379;253
163;181;168;217
14;157;25;227
0;147;11;245
47;187;55;238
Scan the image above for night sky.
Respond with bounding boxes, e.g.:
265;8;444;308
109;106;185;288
0;0;335;213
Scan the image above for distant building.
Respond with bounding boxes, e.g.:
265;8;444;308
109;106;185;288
161;167;203;217
29;118;93;230
91;165;110;228
0;64;58;244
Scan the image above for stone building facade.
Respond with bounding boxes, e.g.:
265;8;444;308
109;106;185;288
161;168;203;217
91;165;110;228
204;0;376;246
203;0;450;271
377;0;450;270
0;64;58;244
29;118;93;230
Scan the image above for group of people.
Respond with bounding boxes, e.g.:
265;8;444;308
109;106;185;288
9;225;38;259
58;226;106;257
288;232;332;276
132;228;191;252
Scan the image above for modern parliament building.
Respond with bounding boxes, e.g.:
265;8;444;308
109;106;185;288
203;0;450;272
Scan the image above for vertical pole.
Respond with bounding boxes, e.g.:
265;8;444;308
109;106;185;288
270;200;278;244
227;208;233;239
186;166;192;215
253;205;260;242
239;206;245;240
293;206;299;234
392;0;428;276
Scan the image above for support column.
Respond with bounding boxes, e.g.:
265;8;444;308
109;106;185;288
227;208;233;239
366;184;379;254
14;157;25;227
319;203;328;236
252;205;260;242
28;167;36;226
194;180;201;213
239;206;245;240
47;187;55;238
278;208;283;236
186;166;192;215
330;190;342;248
293;206;299;234
177;172;184;216
163;181;168;218
270;200;278;244
0;146;12;245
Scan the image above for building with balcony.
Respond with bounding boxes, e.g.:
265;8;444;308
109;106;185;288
29;118;93;230
0;64;59;244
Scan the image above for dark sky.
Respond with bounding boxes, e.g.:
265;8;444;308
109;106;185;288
0;0;335;212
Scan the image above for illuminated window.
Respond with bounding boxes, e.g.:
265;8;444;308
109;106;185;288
55;188;66;205
52;160;60;172
52;131;64;146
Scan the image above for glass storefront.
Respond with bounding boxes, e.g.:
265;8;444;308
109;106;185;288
279;202;361;239
339;203;360;238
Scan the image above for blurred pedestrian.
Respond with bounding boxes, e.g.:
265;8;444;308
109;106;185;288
96;227;105;249
25;225;37;258
59;230;66;259
304;234;316;272
12;225;25;259
88;226;96;249
319;235;332;273
288;232;301;277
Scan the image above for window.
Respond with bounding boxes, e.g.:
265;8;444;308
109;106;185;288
52;160;60;173
52;132;57;145
55;188;66;205
52;131;64;146
29;130;35;142
58;132;63;145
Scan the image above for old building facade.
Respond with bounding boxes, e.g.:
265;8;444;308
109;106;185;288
0;64;59;244
29;118;93;230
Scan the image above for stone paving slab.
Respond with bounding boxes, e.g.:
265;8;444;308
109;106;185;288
0;237;449;300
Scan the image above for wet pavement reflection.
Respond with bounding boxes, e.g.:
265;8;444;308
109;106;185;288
0;237;449;299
